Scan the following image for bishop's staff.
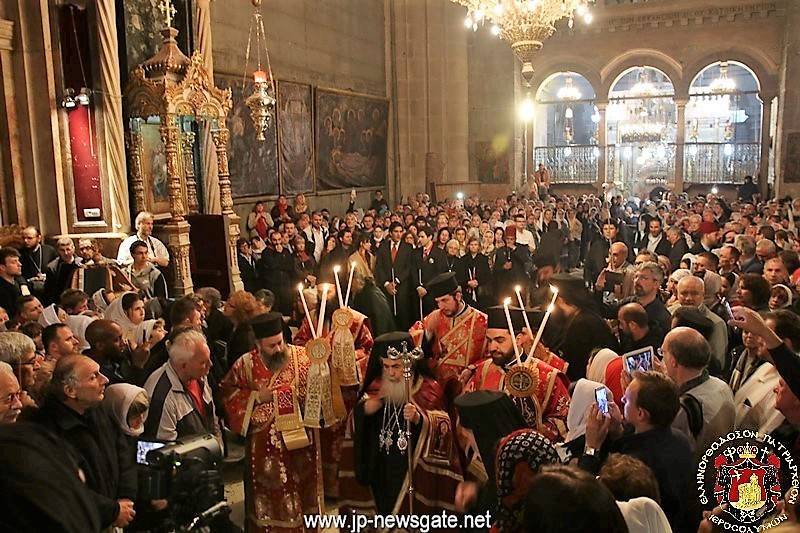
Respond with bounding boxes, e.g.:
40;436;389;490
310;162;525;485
389;341;423;514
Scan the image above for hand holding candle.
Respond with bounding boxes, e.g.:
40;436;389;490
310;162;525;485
333;265;344;308
503;297;522;365
529;285;558;357
297;283;317;338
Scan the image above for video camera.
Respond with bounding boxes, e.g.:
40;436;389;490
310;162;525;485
137;434;231;532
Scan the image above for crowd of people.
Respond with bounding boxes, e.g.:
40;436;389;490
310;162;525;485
2;181;800;533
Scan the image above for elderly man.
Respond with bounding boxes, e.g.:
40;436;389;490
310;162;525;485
116;211;170;267
594;241;635;299
673;275;727;375
0;331;39;408
30;354;136;529
763;257;789;286
44;237;82;304
666;225;690;271
144;328;220;442
661;327;735;457
0;361;23;423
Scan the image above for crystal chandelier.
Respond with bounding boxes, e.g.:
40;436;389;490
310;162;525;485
557;76;581;100
453;0;595;85
629;68;657;97
709;61;736;94
242;0;276;141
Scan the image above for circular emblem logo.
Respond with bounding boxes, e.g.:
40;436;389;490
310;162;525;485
306;337;331;364
505;365;536;398
332;308;353;328
697;430;799;532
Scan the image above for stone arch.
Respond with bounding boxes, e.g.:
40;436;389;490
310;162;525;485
600;49;683;99
527;59;601;102
684;48;779;98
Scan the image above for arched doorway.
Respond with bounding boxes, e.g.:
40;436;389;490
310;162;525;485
685;61;762;185
533;72;599;184
607;66;676;196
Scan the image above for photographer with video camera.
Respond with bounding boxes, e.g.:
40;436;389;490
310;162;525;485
28;354;137;529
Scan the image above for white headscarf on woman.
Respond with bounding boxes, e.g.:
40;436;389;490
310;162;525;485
566;378;613;442
616;497;673;533
103;292;155;346
38;304;64;327
64;314;96;351
587;348;619;383
702;270;723;308
103;383;148;437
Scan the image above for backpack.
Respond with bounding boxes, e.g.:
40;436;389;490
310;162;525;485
680;392;704;439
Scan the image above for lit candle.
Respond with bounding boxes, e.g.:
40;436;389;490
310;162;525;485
298;283;316;338
317;284;329;336
503;297;522;365
514;284;533;336
253;70;268;84
344;261;356;308
530;285;559;357
333;265;344;308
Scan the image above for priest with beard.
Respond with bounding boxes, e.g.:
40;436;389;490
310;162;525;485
463;306;570;443
409;272;488;401
221;313;321;532
339;332;462;516
291;266;374;498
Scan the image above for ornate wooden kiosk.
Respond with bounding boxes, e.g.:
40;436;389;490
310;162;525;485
124;18;243;297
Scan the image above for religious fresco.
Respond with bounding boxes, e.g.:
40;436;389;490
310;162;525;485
138;121;172;218
315;89;388;191
277;81;315;194
216;76;279;198
475;141;511;184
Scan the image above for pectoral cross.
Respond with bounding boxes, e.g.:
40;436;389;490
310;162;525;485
158;0;177;28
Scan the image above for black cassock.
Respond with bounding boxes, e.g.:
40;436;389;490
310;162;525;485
353;401;422;515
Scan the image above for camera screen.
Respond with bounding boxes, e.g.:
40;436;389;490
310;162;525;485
624;347;653;374
137;440;166;465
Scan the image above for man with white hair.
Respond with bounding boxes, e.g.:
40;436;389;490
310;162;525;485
143;328;220;442
116;211;170;267
0;361;23;423
673;275;728;375
0;331;39;406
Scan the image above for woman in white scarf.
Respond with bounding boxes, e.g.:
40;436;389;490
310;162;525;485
586;348;619;383
37;304;66;327
103;383;149;437
103;292;156;348
64;314;96;352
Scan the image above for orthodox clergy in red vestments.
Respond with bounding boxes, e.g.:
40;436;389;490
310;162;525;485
221;313;322;532
338;332;463;517
291;273;373;497
409;272;487;400
464;306;570;443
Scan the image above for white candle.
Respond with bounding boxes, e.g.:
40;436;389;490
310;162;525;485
503;297;522;365
297;283;317;339
344;261;356;308
333;265;344;308
530;285;559;357
317;284;329;336
514;285;532;335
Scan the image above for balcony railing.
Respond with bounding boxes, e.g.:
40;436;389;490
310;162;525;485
607;144;676;188
534;145;598;184
684;142;760;184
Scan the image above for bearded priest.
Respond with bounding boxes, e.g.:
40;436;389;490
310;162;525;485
341;331;462;516
221;312;322;532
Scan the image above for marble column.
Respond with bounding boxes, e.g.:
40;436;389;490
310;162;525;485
596;102;608;193
674;99;687;194
759;95;773;199
96;0;130;233
0;18;25;224
196;0;220;214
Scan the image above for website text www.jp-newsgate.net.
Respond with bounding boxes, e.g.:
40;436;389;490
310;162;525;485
303;511;493;532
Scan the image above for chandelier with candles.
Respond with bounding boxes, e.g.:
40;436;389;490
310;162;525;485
242;0;276;141
452;0;595;85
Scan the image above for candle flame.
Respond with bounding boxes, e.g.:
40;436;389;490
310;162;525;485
514;285;522;292
550;284;558;294
333;265;341;273
503;297;512;305
297;283;304;291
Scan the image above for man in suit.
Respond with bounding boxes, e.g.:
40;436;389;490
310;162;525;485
375;222;414;330
236;238;260;293
413;226;448;318
666;225;690;271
